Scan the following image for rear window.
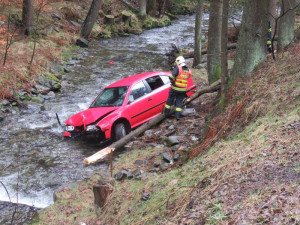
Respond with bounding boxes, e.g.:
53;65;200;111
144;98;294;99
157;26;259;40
145;76;165;91
160;75;170;85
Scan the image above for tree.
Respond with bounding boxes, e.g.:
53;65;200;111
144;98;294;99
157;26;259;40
277;0;297;50
207;0;223;84
220;0;229;94
268;0;277;37
192;0;204;68
147;0;157;17
80;0;103;39
22;0;34;35
139;0;147;18
231;0;269;79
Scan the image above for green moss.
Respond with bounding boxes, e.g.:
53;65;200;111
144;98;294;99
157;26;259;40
45;72;60;82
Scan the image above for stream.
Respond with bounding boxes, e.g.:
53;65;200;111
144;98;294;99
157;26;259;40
0;15;207;221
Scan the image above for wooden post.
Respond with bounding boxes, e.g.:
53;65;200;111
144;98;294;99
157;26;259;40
110;149;113;178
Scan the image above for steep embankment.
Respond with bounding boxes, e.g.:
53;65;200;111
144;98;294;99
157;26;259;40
33;44;299;224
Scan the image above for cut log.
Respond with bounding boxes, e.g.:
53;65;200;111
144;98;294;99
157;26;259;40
84;80;221;164
121;10;131;25
104;15;115;25
84;147;115;164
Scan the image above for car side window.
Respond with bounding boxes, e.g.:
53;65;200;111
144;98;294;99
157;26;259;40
160;75;170;84
129;81;149;102
145;76;165;91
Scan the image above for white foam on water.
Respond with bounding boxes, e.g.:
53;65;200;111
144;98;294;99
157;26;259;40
0;174;54;208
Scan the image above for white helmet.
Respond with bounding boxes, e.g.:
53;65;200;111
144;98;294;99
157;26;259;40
175;56;186;66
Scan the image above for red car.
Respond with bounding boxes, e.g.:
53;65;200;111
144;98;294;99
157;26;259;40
63;71;196;141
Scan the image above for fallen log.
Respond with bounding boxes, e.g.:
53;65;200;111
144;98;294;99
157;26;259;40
84;80;221;164
117;0;139;14
183;43;237;59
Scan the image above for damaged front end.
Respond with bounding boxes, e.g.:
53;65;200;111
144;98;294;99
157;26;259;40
63;124;105;140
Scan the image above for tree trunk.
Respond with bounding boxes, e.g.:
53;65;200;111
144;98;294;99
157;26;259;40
84;80;221;164
207;0;223;84
269;0;277;37
80;0;103;39
22;0;34;35
277;0;297;50
192;0;204;68
221;0;229;94
231;0;269;79
139;0;147;18
147;0;157;17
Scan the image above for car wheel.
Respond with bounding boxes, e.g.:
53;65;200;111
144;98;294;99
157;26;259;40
114;123;127;141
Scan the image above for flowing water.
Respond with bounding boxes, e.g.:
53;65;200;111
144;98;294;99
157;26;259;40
0;15;204;213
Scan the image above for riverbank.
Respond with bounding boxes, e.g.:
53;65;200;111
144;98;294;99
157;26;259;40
32;41;300;224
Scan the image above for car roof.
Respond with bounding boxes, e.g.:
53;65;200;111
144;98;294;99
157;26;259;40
107;71;171;88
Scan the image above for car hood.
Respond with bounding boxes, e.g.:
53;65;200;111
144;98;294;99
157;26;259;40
65;107;117;126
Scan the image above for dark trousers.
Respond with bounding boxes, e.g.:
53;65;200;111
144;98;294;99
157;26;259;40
164;89;186;119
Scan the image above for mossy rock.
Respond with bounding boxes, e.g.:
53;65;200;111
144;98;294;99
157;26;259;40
45;72;60;83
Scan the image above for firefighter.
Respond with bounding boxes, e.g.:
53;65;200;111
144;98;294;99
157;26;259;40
164;56;192;120
267;21;272;53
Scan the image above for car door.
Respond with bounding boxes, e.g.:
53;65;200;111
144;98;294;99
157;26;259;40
144;75;170;115
124;81;153;128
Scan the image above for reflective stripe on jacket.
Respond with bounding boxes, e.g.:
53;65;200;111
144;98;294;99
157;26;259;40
170;66;191;92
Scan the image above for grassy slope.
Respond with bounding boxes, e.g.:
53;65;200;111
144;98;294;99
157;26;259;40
33;42;300;224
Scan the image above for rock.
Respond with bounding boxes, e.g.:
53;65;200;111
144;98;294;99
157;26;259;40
0;111;5;121
134;159;148;166
160;162;169;171
168;124;175;130
76;38;89;48
163;136;180;146
1;99;10;106
162;152;172;163
34;84;51;95
50;65;64;78
174;153;180;161
47;91;56;98
50;80;62;91
17;91;32;101
181;108;196;117
114;170;132;180
141;192;150;201
153;161;160;167
51;13;62;20
31;95;45;104
0;21;4;25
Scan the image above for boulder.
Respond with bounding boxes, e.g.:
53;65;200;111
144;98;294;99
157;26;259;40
0;21;4;25
34;84;51;95
76;38;89;48
134;159;148;166
162;152;172;163
0;111;5;121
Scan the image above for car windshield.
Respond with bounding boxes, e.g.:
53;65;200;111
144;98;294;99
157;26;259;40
90;86;129;107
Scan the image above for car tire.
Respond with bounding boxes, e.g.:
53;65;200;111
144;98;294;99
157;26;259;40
114;123;127;141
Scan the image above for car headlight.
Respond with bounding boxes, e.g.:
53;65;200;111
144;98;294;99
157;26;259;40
86;125;99;132
65;125;74;131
